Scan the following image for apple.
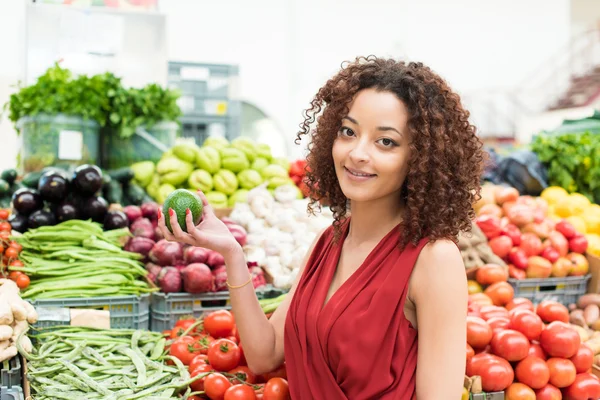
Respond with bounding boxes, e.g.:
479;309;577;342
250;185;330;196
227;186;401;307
541;246;560;263
551;257;571;277
568;234;588;254
555;220;577;239
547;230;569;256
526;256;552;278
566;252;589;276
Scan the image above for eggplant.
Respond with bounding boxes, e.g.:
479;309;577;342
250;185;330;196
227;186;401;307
83;196;109;222
103;210;129;231
54;201;79;223
38;170;69;203
72;164;103;196
11;188;43;216
8;213;28;233
28;209;56;229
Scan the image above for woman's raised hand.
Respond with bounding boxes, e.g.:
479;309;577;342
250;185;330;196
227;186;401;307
157;191;240;257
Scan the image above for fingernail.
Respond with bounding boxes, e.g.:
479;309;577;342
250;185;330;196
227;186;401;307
186;208;190;216
168;208;174;217
157;209;162;220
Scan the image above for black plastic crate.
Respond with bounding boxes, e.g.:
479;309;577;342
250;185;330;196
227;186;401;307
508;274;591;305
1;356;21;389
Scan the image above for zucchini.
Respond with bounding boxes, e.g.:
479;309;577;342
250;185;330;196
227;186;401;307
0;195;10;208
21;171;43;188
0;169;18;185
104;180;123;205
108;168;135;184
0;179;9;195
125;183;146;206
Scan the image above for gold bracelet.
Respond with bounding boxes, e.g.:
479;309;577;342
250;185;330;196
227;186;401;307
226;275;253;290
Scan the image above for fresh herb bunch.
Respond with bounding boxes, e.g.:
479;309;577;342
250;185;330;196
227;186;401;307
531;131;600;202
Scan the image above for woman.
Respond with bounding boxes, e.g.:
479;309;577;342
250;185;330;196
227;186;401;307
158;56;485;399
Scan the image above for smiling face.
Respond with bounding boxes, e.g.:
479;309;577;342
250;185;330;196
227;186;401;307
332;88;411;206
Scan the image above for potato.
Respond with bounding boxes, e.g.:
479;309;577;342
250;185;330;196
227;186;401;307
585;304;600;326
571;324;591;342
594;354;600;367
570;309;587;328
591;319;600;331
585;337;600;355
577;294;600;309
569;303;578;311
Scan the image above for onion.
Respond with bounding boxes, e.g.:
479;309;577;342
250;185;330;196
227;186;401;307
124;237;155;261
158;266;182;293
149;239;184;266
184;246;210;264
130;218;155;240
182;263;215;294
122;206;142;223
141;202;160;221
206;250;225;268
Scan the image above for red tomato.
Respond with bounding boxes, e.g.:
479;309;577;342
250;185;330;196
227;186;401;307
261;363;287;382
536;300;570;324
528;343;547;360
0;209;9;220
469;293;494;307
8;241;22;252
546;357;576;388
16;274;30;289
562;373;600;400
229;366;257;384
238;343;247;366
505;382;536;400
467;316;493;349
486;317;511;335
8;271;22;281
171;319;197;339
490;329;529;361
570;344;594;374
508;264;527;280
540;322;581;359
224;384;257;400
506;297;534;312
196;334;216;355
0;231;10;242
226;335;239;344
534;384;562;400
263;378;290;400
509;309;544;341
476;264;508;285
466;343;475;365
4;247;18;260
515;356;550;389
204;310;235;338
188;397;203;400
479;305;509;321
232;325;241;343
208;339;241;372
467;353;514;392
169;336;203;365
0;222;11;232
189;354;210;373
190;364;214;391
484;281;514;307
204;372;233;400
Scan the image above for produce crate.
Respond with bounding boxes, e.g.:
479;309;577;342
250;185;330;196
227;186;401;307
180;115;241;144
177;96;241;118
29;293;150;330
471;393;504;400
508;274;591;305
1;356;21;389
168;62;240;99
0;385;24;400
150;287;287;332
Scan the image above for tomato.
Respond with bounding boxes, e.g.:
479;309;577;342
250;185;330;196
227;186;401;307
171;319;197;339
8;271;22;281
506;297;534;312
0;209;9;220
190;364;214;391
540;322;581;359
536;300;569;324
466;343;475;364
562;373;600;400
188;396;203;400
479;305;509;321
224;384;257;400
204;372;233;400
490;329;529;361
9;260;23;267
189;354;210;373
528;343;547;360
8;241;22;252
169;336;203;365
263;378;290;400
466;316;493;349
208;339;241;371
509;309;543;341
484;281;514;306
229;366;257;384
226;335;239;344
0;231;10;241
261;363;287;382
505;382;535;400
546;357;576;388
508;264;527;280
4;247;18;260
232;325;240;343
468;293;494;307
238;343;247;366
515;356;550;389
15;274;30;289
486;317;510;335
476;264;508;286
570;344;594;374
204;310;235;338
534;384;562;400
0;222;11;232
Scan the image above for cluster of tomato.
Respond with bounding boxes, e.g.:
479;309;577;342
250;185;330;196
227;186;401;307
467;296;600;399
165;309;289;400
0;209;29;289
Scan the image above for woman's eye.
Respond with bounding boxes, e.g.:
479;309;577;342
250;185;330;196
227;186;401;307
378;138;397;147
339;127;355;137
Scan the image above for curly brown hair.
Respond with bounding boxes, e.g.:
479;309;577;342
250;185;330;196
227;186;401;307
296;56;485;249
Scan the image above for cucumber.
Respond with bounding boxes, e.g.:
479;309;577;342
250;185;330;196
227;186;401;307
21;171;43;188
0;169;17;185
125;183;146;206
108;167;135;184
0;179;9;195
104;180;123;205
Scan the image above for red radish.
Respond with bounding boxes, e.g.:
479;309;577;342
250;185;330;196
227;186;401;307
150;239;184;266
182;263;215;293
122;205;142;223
131;218;155;240
158;266;182;293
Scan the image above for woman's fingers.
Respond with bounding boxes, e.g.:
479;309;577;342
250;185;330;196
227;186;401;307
157;210;178;242
197;191;215;219
167;208;193;242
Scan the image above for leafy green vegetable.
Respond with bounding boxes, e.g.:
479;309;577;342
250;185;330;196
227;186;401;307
531;131;600;202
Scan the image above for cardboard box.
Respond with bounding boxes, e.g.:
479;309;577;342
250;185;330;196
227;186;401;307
593;364;600;380
587;253;600;294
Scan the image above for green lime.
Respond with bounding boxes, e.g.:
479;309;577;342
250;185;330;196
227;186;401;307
162;189;203;233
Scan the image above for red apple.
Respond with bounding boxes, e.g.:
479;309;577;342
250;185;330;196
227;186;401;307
541;246;560;263
555;220;577;239
569;235;588;254
566;252;589;276
551;257;571;278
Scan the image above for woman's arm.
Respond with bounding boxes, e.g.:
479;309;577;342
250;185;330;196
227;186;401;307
411;239;468;400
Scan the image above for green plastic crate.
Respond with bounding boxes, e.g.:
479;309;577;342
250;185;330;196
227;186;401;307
150;287;286;332
30;293;150;330
1;356;21;388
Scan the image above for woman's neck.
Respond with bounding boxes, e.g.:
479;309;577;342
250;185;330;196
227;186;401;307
346;195;405;245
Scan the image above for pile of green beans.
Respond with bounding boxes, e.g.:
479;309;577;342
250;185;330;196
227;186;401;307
20;326;202;400
9;220;156;299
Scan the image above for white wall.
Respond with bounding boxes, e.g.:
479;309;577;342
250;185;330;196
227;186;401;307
0;0;575;169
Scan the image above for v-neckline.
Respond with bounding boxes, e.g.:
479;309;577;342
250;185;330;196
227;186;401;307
320;218;402;312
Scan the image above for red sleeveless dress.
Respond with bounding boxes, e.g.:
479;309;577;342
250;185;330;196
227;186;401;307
284;219;428;399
